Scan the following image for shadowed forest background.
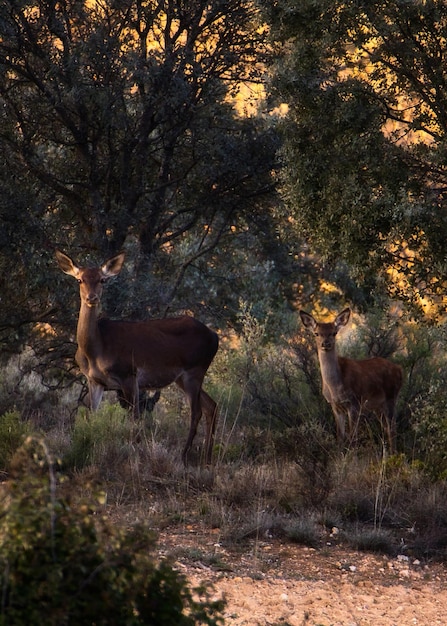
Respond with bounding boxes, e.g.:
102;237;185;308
2;1;447;622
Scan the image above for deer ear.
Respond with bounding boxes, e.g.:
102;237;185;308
300;311;316;330
335;308;351;329
101;252;125;278
56;250;80;277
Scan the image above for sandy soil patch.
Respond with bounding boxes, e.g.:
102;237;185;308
158;526;447;626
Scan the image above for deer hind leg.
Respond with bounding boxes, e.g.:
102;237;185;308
176;373;207;465
382;399;397;453
200;390;218;465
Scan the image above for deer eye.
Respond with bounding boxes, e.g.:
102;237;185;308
77;278;83;284
100;278;107;284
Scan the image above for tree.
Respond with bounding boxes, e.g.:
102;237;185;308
260;0;447;312
0;0;280;370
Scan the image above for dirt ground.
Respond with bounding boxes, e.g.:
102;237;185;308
157;526;447;626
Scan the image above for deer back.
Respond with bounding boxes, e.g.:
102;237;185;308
96;315;219;373
338;356;403;409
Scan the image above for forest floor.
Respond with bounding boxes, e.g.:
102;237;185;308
156;524;447;626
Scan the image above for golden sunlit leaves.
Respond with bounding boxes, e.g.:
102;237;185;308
342;27;437;148
386;233;447;320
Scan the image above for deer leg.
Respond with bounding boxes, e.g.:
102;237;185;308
347;405;361;447
183;391;202;465
383;400;397;453
200;390;218;465
331;405;346;442
176;375;204;465
89;381;104;411
120;377;140;418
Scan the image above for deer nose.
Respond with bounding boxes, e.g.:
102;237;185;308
86;293;100;306
321;339;332;350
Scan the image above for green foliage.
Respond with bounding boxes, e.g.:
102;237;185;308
0;437;225;625
260;0;447;306
0;0;280;373
64;404;135;472
411;382;447;479
0;350;68;417
395;322;447;476
0;410;31;471
220;303;321;430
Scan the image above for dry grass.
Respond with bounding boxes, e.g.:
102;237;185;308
1;350;447;563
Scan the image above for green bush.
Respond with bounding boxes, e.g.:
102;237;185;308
411;386;447;479
0;437;225;625
64;404;136;471
0;410;31;471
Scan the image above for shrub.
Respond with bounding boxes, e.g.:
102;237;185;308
410;381;447;479
348;528;396;555
0;437;225;625
64;404;136;472
285;517;321;548
0;410;31;471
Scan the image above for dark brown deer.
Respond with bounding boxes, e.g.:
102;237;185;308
56;250;219;464
300;308;403;450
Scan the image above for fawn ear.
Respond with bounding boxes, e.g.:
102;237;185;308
335;308;351;329
299;310;317;330
101;253;125;278
56;250;80;278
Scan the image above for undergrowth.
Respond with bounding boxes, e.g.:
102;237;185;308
0;399;446;563
2;310;447;565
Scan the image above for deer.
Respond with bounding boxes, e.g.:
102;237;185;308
299;308;403;451
56;250;219;465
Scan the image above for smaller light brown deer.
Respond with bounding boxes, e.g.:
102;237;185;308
300;308;403;450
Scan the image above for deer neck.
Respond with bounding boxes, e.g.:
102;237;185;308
76;301;102;358
317;348;343;394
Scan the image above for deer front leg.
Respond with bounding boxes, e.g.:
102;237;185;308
89;381;104;411
331;404;347;442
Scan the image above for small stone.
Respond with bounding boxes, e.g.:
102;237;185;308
400;569;410;578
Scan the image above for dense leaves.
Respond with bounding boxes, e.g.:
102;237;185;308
260;0;447;310
4;0;447;388
0;0;280;365
0;437;225;625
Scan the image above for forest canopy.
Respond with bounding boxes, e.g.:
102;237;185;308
260;0;447;314
0;0;282;365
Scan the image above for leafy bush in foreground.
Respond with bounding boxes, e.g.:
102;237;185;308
0;437;225;625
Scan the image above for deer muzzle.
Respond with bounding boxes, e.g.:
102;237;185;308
85;294;100;307
321;340;333;351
